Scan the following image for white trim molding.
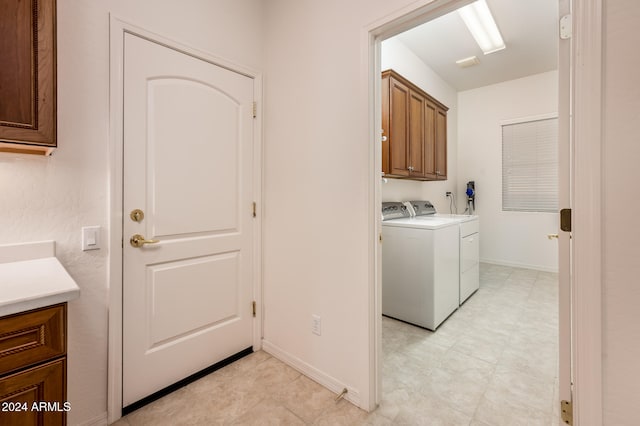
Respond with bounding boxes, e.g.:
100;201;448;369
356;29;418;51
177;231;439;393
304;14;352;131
571;1;603;424
262;340;361;408
107;15;264;423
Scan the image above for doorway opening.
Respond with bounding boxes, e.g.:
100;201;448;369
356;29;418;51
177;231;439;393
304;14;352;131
371;1;568;423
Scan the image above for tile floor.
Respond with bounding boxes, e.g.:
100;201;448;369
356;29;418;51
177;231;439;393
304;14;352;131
113;263;559;425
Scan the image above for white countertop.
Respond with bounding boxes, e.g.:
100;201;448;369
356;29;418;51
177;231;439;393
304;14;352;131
0;241;80;317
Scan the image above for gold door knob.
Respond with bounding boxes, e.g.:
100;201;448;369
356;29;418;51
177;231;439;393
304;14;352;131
547;234;559;240
130;234;160;248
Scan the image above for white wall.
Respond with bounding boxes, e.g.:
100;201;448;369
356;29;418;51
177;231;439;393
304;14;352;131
602;1;640;424
457;71;559;272
380;38;459;214
0;1;264;424
262;0;429;409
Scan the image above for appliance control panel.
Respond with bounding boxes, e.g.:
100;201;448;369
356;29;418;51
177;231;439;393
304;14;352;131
381;202;411;221
409;200;436;217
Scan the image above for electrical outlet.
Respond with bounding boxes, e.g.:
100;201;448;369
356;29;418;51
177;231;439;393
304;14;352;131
312;314;321;336
446;191;452;197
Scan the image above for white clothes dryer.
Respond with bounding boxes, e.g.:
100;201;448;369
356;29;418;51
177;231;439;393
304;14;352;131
407;201;480;305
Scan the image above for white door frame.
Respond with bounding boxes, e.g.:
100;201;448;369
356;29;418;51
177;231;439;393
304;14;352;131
107;16;264;423
364;1;603;423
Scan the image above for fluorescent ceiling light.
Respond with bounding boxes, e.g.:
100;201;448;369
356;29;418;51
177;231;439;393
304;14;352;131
456;56;481;68
458;0;505;55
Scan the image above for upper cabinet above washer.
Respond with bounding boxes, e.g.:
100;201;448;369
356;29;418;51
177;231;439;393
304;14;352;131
381;70;448;181
0;0;57;155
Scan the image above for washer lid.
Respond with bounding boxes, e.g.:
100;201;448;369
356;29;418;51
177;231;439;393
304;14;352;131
382;217;459;230
432;213;479;223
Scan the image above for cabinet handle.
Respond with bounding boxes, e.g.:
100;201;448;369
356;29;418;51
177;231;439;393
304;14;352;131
381;136;388;142
408;166;414;171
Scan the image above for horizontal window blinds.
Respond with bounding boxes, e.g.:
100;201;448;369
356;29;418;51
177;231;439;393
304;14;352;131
502;118;558;212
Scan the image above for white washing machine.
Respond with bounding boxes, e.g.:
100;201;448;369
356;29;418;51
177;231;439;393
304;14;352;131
408;201;480;305
381;202;460;330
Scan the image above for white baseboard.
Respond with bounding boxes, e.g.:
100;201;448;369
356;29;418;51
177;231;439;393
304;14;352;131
480;258;558;273
261;340;362;409
76;412;108;426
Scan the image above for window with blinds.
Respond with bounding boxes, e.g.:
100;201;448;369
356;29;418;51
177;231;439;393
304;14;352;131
502;117;558;212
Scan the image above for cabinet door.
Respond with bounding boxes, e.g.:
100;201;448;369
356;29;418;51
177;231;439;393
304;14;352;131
435;107;447;179
0;0;56;154
423;101;438;179
381;74;390;174
388;77;409;176
408;90;425;177
0;359;66;426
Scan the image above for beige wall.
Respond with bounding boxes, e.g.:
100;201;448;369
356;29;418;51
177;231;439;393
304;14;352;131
602;1;640;424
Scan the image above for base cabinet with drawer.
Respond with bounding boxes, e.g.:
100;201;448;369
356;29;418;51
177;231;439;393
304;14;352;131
0;304;68;425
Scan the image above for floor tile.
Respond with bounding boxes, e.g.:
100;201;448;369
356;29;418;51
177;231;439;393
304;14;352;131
311;399;370;426
117;263;558;426
483;369;555;414
230;398;305;425
393;391;473;426
271;375;337;423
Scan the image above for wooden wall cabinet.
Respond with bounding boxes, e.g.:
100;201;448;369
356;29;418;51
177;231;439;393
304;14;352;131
382;69;448;181
0;304;67;425
0;0;57;155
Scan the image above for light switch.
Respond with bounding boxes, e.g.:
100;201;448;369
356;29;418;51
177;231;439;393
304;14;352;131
82;226;101;251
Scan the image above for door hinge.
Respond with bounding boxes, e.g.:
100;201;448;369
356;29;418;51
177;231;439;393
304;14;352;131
252;301;257;317
561;400;573;425
560;14;572;39
252;102;257;118
252;201;257;218
560;208;572;232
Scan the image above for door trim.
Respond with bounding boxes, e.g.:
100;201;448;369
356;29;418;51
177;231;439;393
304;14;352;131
363;0;477;410
570;1;603;424
107;16;263;423
364;0;603;421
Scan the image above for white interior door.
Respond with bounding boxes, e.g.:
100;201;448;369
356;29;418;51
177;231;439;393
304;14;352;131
558;0;573;421
122;33;255;407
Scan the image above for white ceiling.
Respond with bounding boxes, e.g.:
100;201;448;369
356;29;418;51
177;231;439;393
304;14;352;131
394;0;559;91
